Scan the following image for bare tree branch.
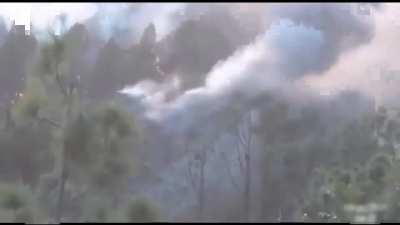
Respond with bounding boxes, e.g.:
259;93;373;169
221;151;241;192
238;125;247;147
236;141;245;174
55;65;68;98
187;160;198;193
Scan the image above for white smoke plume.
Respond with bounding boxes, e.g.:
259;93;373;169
121;3;376;141
304;3;400;108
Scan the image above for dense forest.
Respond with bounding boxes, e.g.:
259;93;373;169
0;3;400;223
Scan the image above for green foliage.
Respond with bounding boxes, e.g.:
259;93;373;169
13;207;34;223
81;196;113;222
88;147;133;196
0;17;148;223
0;183;47;223
80;196;160;223
36;34;66;78
302;144;398;222
64;113;94;165
0;115;54;188
13;76;48;121
0;188;24;211
125;198;159;223
94;102;134;139
257;100;400;222
92;207;108;222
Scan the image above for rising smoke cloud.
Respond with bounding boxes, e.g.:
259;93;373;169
121;3;377;141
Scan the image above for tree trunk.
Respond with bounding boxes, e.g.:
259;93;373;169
4;106;14;130
244;151;251;221
243;113;253;221
198;151;206;222
56;144;69;223
55;93;72;223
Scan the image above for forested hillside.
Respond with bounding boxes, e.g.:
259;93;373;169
0;3;400;223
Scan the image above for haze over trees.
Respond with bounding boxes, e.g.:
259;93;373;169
1;2;400;223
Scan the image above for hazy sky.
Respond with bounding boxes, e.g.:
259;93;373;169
0;3;185;42
0;3;96;29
